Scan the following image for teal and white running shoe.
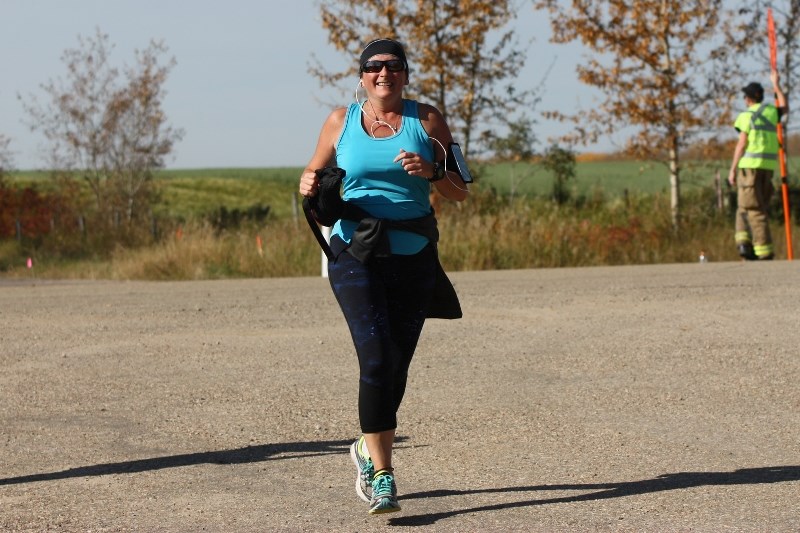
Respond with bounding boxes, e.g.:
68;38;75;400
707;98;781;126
349;435;374;502
368;470;401;515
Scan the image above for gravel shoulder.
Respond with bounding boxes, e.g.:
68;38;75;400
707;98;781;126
2;261;799;532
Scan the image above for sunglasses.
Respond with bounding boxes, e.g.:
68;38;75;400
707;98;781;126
360;59;406;73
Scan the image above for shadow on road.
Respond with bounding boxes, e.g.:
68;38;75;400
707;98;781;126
5;440;797;529
390;466;800;526
0;436;413;486
0;438;351;486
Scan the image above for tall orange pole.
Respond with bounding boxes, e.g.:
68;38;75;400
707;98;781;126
768;8;794;259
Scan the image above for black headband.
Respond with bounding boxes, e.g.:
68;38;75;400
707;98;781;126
359;39;408;70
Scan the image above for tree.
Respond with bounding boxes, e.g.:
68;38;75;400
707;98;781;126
0;134;13;177
541;144;576;205
533;1;744;230
20;29;184;228
735;0;800;132
486;115;537;200
313;0;537;159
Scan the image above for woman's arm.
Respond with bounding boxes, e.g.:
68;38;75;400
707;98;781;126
418;103;469;202
299;107;346;198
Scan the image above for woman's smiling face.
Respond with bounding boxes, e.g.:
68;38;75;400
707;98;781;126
361;54;408;93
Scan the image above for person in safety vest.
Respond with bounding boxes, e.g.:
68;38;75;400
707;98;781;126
727;69;788;260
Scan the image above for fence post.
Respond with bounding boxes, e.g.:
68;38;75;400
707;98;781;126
321;226;331;278
15;219;21;241
292;193;299;228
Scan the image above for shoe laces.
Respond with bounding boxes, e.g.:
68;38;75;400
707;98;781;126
360;458;375;485
372;472;394;497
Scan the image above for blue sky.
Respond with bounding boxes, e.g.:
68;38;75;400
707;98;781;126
1;1;607;170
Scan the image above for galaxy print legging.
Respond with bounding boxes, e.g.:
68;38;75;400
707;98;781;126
328;244;436;433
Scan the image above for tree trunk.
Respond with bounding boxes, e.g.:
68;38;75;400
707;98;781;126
669;139;681;232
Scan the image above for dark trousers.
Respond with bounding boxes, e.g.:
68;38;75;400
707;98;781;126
328;243;436;433
735;168;774;257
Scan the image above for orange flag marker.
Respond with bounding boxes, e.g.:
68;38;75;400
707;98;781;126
768;8;794;260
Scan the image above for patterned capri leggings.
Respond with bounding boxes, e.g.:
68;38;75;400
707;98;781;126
328;241;436;433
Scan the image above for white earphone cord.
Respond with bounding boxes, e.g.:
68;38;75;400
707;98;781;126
428;135;470;193
355;81;397;136
355;80;469;193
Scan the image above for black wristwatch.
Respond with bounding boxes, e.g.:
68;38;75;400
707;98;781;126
429;161;446;182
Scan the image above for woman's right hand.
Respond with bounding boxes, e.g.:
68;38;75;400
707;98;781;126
300;108;345;198
299;169;319;197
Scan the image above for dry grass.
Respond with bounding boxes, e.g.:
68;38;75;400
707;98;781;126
3;188;798;280
435;188;755;270
106;220;320;280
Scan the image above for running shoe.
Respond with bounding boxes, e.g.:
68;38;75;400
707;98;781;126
368;470;401;515
349;435;374;503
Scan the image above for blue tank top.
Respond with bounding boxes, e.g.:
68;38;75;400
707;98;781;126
333;99;434;255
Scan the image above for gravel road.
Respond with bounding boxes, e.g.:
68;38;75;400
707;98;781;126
2;261;799;532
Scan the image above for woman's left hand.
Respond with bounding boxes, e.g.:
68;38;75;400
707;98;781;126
394;149;431;179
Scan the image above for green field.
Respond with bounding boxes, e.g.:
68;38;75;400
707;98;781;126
482;159;721;198
12;157;800;220
10;167;301;220
152;167;301;219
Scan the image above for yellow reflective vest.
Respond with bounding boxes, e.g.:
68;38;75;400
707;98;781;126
734;103;780;170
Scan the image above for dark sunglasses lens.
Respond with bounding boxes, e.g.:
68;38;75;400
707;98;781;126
362;61;382;73
362;60;404;73
385;60;404;71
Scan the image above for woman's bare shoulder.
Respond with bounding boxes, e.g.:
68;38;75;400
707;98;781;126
416;102;447;126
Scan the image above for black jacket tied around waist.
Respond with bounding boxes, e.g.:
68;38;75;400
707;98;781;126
302;166;462;319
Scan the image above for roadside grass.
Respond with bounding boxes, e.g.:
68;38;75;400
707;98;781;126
1;195;733;280
3;161;799;279
435;185;752;270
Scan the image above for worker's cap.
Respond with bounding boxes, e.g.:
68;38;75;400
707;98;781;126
742;82;764;100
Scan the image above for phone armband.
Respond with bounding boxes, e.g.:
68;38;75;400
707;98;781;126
446;142;473;183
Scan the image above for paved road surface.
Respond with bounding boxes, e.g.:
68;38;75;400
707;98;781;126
2;261;799;531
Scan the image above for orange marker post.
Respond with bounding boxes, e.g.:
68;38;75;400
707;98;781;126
768;8;794;259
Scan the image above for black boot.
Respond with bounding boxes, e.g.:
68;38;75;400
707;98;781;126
737;243;757;260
